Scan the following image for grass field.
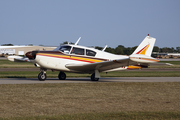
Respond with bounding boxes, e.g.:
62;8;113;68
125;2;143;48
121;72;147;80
0;59;34;68
0;59;180;119
0;82;180;119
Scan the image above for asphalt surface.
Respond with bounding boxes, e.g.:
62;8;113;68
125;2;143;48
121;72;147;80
0;77;180;84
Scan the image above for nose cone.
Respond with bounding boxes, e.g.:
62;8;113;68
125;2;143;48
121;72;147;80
25;51;34;59
25;51;39;59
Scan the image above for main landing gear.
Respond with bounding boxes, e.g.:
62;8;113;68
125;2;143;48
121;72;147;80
38;69;100;81
58;72;66;80
91;73;99;81
90;70;100;81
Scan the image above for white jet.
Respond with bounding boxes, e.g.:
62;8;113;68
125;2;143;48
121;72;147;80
8;35;172;81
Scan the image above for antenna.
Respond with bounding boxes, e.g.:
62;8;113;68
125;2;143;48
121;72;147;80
102;45;108;51
75;37;81;45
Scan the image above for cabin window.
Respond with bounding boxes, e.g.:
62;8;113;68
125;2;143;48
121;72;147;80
71;47;84;55
59;46;71;54
86;49;96;56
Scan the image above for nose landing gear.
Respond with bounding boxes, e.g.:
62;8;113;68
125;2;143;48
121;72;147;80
38;68;47;81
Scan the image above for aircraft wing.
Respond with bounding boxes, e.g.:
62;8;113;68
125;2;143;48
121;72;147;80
66;57;173;73
66;58;132;72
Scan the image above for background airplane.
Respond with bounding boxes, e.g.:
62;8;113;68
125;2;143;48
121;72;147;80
8;35;172;81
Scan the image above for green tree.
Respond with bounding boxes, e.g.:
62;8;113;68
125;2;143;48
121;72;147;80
176;47;180;52
124;47;132;55
160;47;174;53
95;46;103;50
115;45;124;54
61;41;74;45
1;44;13;46
153;46;160;52
105;47;115;54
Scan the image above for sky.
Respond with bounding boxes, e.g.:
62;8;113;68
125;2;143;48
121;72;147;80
0;0;180;48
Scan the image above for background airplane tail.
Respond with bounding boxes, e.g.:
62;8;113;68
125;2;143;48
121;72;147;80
131;35;156;57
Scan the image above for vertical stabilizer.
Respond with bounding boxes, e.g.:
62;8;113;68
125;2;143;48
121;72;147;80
131;35;156;57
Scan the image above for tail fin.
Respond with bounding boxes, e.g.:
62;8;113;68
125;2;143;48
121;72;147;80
131;35;156;57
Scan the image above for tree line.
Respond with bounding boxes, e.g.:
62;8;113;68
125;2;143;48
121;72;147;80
96;46;180;55
1;43;180;55
61;41;180;55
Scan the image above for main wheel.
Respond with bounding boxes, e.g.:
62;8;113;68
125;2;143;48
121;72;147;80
38;72;47;81
91;73;99;81
58;72;66;80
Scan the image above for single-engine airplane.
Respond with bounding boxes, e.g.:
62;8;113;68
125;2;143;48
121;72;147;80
8;35;171;81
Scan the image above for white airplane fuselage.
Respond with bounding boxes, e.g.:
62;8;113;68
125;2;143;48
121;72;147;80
33;44;130;73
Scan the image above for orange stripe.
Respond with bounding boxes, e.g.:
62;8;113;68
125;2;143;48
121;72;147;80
130;57;159;62
140;58;159;62
139;44;150;55
127;65;142;69
37;53;104;63
136;44;150;55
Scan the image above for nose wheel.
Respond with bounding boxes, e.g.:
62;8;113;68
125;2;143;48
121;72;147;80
38;68;47;81
38;72;47;81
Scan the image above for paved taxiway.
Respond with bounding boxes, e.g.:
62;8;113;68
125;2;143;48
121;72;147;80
0;77;180;84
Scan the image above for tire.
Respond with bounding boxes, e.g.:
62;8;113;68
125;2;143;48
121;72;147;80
38;72;46;81
91;73;99;81
58;72;66;80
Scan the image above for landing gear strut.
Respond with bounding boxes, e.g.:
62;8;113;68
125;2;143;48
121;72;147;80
91;70;100;81
58;72;66;80
91;73;99;81
38;68;47;81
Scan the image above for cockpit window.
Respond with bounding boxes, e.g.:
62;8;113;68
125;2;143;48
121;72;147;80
71;47;84;55
86;49;96;56
59;46;71;54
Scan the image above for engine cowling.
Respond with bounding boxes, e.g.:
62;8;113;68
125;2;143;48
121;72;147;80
25;51;39;59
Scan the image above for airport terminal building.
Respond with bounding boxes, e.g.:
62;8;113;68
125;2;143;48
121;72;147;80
152;52;180;59
0;46;56;57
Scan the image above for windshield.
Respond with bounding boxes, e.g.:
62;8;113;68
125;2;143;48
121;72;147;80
58;46;72;54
